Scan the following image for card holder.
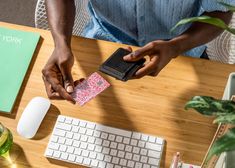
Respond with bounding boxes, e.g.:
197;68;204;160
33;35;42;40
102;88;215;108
99;48;145;81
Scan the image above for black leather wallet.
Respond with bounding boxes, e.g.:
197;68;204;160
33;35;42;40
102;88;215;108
99;48;145;81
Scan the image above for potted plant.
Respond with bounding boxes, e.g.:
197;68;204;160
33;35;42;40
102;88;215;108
172;2;235;167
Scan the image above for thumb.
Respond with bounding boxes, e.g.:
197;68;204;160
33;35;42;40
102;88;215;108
60;67;74;93
123;44;154;62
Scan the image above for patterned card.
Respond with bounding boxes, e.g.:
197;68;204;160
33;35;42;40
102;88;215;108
71;72;110;106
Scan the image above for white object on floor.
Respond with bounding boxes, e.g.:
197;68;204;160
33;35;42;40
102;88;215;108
45;115;165;168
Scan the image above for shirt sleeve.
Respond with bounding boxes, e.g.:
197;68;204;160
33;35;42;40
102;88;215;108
201;0;235;12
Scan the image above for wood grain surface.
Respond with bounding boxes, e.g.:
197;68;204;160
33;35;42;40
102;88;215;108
0;22;234;168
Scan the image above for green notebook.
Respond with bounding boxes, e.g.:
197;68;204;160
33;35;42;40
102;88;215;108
0;27;40;113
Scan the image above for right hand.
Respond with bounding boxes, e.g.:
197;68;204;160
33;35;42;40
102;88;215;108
42;46;75;104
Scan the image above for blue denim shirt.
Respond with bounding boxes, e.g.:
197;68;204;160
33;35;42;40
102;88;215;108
83;0;235;58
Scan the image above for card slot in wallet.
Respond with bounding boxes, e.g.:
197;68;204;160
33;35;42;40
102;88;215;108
99;48;145;81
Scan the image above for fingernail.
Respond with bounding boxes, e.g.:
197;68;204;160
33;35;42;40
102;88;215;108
66;86;73;93
123;54;132;60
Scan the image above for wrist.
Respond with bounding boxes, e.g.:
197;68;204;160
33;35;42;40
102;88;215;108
168;34;192;57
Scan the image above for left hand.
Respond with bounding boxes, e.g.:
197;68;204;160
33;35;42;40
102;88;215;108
123;40;178;79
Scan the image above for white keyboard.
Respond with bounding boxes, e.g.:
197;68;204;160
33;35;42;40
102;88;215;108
45;115;165;168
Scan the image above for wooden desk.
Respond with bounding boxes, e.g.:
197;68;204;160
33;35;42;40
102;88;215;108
0;22;234;168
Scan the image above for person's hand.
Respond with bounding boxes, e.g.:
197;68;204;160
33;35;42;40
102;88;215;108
123;40;179;79
42;47;75;104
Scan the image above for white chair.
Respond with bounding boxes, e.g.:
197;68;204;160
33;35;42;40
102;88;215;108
35;0;235;64
206;13;235;64
35;0;90;36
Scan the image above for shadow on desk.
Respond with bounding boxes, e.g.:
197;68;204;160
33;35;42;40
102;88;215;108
73;38;138;132
0;143;31;168
0;37;44;119
33;104;61;140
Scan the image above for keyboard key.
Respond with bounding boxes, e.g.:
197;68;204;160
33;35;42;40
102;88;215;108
87;122;96;129
80;121;87;127
141;134;149;141
45;149;53;157
95;146;102;153
53;151;61;158
110;149;117;156
96;124;131;138
94;131;101;137
125;152;132;160
72;119;79;126
148;158;159;166
97;153;104;160
73;133;80;140
79;127;86;134
66;132;73;139
103;140;110;147
58;116;65;122
54;129;66;137
59;145;67;152
130;139;138;146
80;135;88;142
68;154;76;162
106;163;114;168
133;154;140;161
138;141;145;148
73;140;80;148
127;160;135;168
117;144;125;150
87;144;95;151
75;156;83;163
140;149;148;155
120;158;127;166
57;123;72;131
143;164;151;168
67;146;74;154
145;142;161;151
91;159;99;167
133;147;140;154
104;155;112;162
83;158;91;166
65;117;72;124
148;150;161;158
112;157;119;164
132;132;141;139
61;153;68;160
95;138;103;145
101;132;108;139
102;147;110;155
148;136;156;143
58;137;66;144
140;156;148;163
86;129;93;136
74;148;82;155
51;135;58;143
123;137;130;144
156;138;164;145
114;165;121;168
125;145;132;152
110;142;117;149
81;150;89;157
115;136;123;143
89;151;97;159
48;142;59;150
80;142;88;149
65;139;73;146
71;126;79;133
88;136;95;144
136;162;143;168
108;134;115;141
117;151;125;158
98;161;106;168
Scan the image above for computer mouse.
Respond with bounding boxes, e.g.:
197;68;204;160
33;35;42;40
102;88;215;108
17;97;51;139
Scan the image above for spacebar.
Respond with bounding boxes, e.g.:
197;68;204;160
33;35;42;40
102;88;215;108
95;124;132;138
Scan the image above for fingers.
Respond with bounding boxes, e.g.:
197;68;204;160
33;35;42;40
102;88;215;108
42;70;75;104
134;56;159;79
125;46;133;52
42;76;63;100
60;66;74;94
123;43;155;62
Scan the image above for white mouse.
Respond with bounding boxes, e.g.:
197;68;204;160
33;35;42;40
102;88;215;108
17;97;51;139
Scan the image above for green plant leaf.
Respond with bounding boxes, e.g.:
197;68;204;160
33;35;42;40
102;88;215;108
171;16;235;35
218;1;235;12
214;114;235;124
185;96;235;116
206;128;235;161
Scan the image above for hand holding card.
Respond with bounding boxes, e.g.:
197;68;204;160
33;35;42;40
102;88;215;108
71;72;110;106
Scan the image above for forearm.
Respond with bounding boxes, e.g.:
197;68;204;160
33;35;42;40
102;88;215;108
45;0;75;48
170;11;232;56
